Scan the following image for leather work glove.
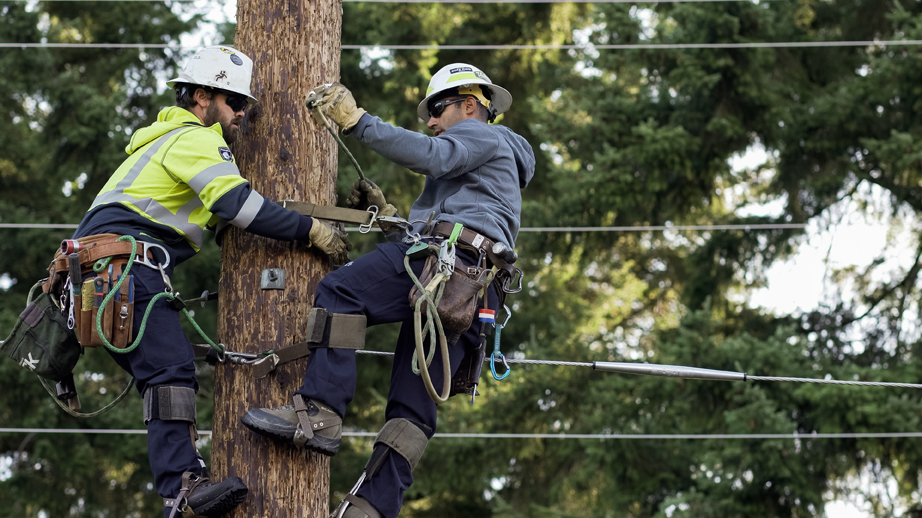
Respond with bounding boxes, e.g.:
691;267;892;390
308;219;352;264
345;179;398;217
308;83;367;132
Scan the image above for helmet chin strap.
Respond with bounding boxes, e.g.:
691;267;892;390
487;106;498;123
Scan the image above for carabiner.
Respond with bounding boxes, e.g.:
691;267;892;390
359;205;379;234
158;263;174;294
490;352;511;380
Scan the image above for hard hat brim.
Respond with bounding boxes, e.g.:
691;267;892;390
167;76;259;105
417;83;512;122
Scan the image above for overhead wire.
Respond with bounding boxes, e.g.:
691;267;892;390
1;428;920;440
1;40;921;50
0;223;808;232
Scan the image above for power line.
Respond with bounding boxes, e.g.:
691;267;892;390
4;0;790;2
1;40;919;50
1;428;919;440
0;223;807;232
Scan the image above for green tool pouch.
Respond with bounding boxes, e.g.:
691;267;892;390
1;292;81;382
409;254;495;335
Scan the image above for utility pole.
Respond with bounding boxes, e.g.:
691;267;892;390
210;0;342;515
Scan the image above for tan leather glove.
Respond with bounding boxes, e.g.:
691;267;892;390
345;179;398;217
308;219;352;264
308;83;367;131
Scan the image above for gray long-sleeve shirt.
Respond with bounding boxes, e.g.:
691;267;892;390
350;114;535;248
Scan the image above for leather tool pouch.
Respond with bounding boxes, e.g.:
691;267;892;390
1;292;81;382
82;258;134;349
409;254;494;335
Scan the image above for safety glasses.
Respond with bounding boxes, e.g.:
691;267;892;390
223;93;248;113
427;97;466;119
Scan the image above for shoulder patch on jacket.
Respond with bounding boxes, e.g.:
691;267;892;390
218;147;234;162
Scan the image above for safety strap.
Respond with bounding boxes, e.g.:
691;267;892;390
164;471;205;518
251;342;311;379
281;201;374;226
144;385;196;424
368;418;429;472
305;308;366;350
342;494;382;518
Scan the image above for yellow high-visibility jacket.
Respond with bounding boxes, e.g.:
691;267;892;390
76;107;308;265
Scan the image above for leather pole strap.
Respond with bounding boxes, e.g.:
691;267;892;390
250;342;311;379
251;308;366;378
280;201;374;226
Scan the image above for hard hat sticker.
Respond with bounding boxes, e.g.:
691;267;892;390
219;47;235;55
474;71;489;81
449;67;473;74
218;147;234;162
230;55;243;66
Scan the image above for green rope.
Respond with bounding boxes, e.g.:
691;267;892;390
405;253;452;404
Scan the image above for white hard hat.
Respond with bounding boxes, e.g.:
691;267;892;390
167;46;258;104
417;63;512;122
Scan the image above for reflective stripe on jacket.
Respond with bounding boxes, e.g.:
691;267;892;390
89;107;263;251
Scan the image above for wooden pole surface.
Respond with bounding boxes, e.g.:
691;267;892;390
211;1;342;516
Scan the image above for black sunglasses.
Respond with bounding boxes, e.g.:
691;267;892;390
428;97;467;118
222;92;248;113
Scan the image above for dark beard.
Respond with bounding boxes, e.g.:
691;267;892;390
204;103;238;144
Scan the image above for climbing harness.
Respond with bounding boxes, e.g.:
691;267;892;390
1;234;225;418
404;221;525;405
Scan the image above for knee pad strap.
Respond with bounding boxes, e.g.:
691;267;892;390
143;385;196;424
305;308;366;350
364;418;429;475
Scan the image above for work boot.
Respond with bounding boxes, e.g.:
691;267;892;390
241;394;342;456
164;471;247;518
330;495;382;518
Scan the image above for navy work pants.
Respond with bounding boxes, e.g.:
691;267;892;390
296;241;497;518
96;262;202;518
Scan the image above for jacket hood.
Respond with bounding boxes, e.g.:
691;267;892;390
497;125;535;189
125;107;208;154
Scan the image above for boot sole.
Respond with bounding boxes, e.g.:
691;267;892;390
242;410;341;456
241;410;296;442
188;478;248;516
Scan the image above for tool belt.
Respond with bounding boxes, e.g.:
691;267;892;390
431;222;522;295
44;234;147;349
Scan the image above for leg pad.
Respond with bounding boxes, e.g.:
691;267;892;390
365;418;429;474
305;308;366;350
143;385;196;424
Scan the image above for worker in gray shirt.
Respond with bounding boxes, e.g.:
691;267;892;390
242;63;535;518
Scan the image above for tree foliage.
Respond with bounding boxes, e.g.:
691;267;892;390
4;0;922;516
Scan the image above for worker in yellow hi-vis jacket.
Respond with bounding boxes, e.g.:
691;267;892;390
72;46;350;518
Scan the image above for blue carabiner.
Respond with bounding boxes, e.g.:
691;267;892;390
490;351;511;380
490;311;512;380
